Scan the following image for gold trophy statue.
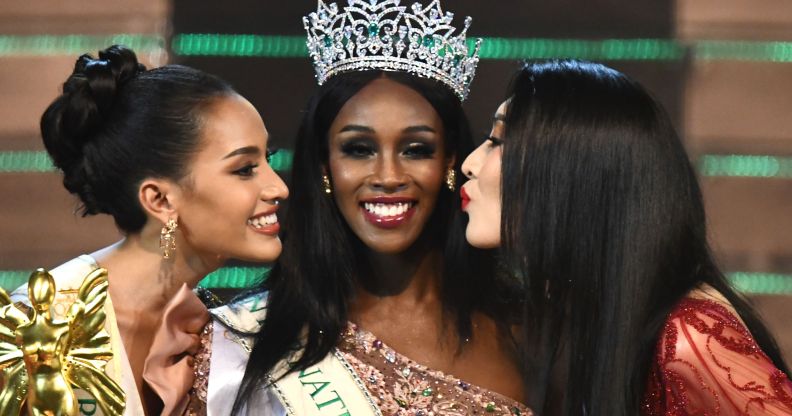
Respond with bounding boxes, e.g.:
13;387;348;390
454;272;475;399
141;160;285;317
0;268;125;415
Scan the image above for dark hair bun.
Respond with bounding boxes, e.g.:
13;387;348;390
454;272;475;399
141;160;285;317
40;45;233;231
58;45;145;147
40;45;145;214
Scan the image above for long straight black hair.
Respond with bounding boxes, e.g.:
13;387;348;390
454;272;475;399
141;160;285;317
499;60;791;415
233;70;513;412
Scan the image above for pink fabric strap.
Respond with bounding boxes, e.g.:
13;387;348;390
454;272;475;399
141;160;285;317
142;284;209;416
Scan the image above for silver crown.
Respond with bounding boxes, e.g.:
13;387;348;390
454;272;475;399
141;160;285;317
303;0;481;101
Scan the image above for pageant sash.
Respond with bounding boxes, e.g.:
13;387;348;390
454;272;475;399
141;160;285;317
268;350;382;416
208;295;381;416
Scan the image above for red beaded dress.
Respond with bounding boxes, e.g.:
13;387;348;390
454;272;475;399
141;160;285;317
643;294;792;415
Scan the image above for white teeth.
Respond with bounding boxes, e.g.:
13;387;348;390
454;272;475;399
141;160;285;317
248;213;278;229
363;202;412;217
261;213;277;225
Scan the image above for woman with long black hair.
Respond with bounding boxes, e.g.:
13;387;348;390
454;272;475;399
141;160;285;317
461;60;792;415
208;1;530;415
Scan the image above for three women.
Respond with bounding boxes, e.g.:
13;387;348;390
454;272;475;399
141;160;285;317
16;2;792;416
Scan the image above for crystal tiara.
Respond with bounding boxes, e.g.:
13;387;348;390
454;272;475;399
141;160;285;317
303;0;482;101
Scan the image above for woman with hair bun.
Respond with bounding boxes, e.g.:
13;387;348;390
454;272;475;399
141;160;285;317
10;45;288;415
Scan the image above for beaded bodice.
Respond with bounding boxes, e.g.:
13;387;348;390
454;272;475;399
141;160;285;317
643;297;792;415
337;322;532;416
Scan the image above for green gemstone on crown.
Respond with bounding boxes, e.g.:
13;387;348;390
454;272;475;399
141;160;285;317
368;23;380;37
323;35;332;47
423;35;435;48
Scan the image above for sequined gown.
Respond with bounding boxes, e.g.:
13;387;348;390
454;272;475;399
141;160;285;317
643;297;792;415
338;323;532;416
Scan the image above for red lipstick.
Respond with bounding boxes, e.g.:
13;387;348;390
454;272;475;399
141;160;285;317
359;197;417;229
460;187;471;211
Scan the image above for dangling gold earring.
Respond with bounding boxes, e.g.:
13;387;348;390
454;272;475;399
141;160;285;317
322;174;333;195
444;168;456;192
160;218;178;259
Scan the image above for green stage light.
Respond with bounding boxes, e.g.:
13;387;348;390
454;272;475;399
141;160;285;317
696;41;792;63
0;151;55;173
172;34;683;61
0;34;164;57
1;34;792;63
475;38;683;61
3;269;792;293
728;272;792;295
8;152;792;179
699;155;792;178
172;34;307;57
0;150;293;174
269;149;294;171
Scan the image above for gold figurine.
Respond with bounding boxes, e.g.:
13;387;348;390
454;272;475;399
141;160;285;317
0;268;125;415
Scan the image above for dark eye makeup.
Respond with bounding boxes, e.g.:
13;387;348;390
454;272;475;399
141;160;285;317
339;138;376;158
233;163;259;177
403;141;437;159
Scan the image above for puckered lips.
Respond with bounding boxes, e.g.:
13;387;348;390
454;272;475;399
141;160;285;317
359;196;417;229
247;207;280;236
460;186;471;211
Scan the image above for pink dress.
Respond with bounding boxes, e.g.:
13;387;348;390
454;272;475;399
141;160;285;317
643;297;792;415
337;322;533;416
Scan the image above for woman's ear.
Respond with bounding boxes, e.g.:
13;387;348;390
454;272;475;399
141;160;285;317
138;179;178;225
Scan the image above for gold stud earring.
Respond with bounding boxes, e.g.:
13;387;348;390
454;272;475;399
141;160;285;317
322;174;333;195
160;218;178;259
444;168;456;192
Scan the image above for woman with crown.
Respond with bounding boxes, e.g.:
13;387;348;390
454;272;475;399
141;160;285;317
207;1;532;415
7;45;289;415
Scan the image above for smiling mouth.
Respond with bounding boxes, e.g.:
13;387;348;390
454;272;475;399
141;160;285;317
247;212;280;235
359;201;417;229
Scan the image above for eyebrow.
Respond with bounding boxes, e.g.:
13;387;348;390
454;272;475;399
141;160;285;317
493;114;506;122
403;125;436;134
339;125;375;133
338;124;437;134
223;146;261;159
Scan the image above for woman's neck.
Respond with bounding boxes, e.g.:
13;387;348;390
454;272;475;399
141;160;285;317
93;236;216;314
89;227;222;404
349;242;444;323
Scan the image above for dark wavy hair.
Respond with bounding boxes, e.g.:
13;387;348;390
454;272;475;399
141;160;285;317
499;60;792;415
233;70;513;412
40;45;234;232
